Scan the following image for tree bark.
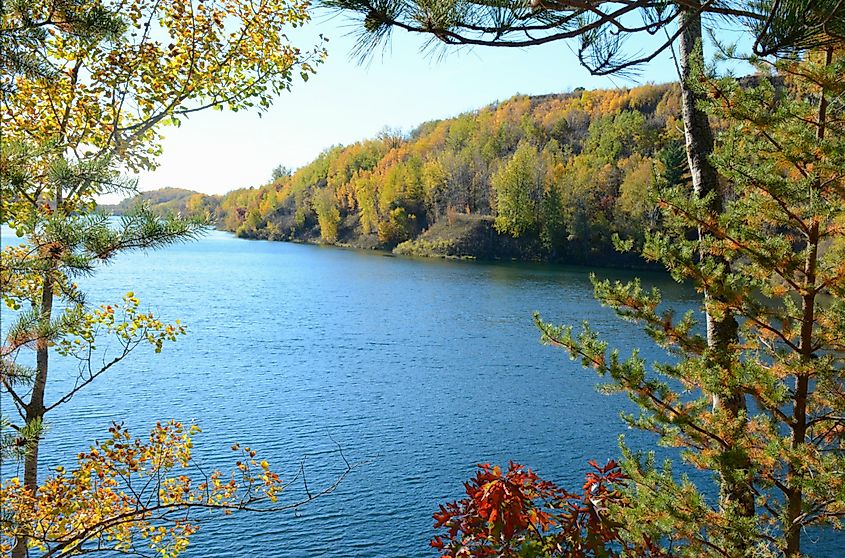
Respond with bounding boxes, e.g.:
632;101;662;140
785;45;832;557
12;263;55;558
678;3;755;526
786;221;817;556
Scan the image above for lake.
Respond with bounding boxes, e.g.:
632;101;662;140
3;230;839;556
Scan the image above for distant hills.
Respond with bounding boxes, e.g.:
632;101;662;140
105;82;690;264
100;187;207;216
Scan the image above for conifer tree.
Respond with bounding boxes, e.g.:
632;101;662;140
535;46;845;557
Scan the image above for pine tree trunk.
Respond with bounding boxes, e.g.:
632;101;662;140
785;46;832;557
787;221;817;556
12;267;54;558
678;4;755;527
12;165;66;558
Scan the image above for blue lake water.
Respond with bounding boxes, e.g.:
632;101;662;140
2;229;840;556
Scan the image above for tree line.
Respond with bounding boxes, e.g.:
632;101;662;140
165;83;686;263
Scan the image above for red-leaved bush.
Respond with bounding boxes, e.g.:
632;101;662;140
432;460;668;557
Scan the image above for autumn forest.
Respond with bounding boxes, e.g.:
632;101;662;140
112;84;684;265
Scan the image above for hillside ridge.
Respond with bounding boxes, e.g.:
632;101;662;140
106;82;687;265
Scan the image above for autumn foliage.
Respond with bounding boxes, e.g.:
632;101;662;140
0;421;328;557
186;84;682;260
431;460;667;558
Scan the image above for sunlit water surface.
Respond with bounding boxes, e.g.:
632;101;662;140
2;229;840;556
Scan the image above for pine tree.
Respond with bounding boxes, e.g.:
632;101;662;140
535;47;845;557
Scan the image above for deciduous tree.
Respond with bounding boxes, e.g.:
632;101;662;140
492;140;543;238
1;421;352;557
313;187;342;242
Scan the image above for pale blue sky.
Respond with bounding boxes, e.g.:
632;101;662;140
133;13;749;198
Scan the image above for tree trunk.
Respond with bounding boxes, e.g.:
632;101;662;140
785;46;832;557
678;4;755;525
786;220;816;556
12;270;54;558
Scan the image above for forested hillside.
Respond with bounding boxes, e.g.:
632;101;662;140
101;187;209;216
122;83;688;263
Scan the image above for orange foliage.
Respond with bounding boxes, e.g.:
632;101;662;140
2;422;290;557
431;460;668;558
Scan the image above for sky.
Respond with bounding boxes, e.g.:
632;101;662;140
131;10;750;199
